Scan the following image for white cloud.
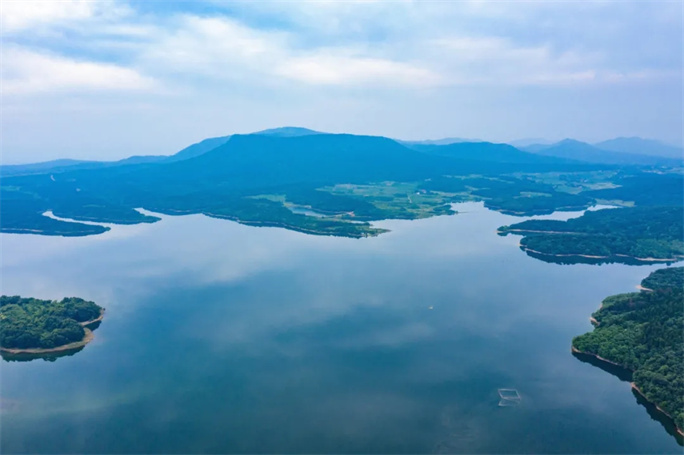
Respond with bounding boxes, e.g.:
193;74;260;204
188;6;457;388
141;16;284;78
2;47;156;94
2;3;679;93
140;15;441;88
0;0;130;34
276;54;441;87
427;36;675;86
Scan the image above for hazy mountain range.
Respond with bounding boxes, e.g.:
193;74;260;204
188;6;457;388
2;128;681;176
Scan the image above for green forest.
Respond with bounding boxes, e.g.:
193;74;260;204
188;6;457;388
498;206;684;263
572;267;684;430
0;296;103;350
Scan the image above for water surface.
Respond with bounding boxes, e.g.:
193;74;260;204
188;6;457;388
1;202;680;453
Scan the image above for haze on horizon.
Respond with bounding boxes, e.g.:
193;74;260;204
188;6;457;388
1;1;682;164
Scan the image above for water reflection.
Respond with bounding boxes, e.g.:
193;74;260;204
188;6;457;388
0;202;680;453
632;388;684;445
571;350;633;382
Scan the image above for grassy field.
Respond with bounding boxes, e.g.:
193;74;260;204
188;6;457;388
323;181;460;219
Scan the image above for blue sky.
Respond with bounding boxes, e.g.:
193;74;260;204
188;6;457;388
1;1;682;163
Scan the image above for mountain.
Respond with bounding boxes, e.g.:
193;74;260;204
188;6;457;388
2;133;590;207
410;141;573;165
118;155;167;165
166;135;232;162
0;155;168;177
1;128;321;175
401;137;481;146
0;159;96;177
594;137;683;160
157;133;447;189
507;138;554;148
523;139;681;166
251;126;322;137
3;134;598;196
165;127;322;162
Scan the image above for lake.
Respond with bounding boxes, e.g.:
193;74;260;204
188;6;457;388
0;202;680;453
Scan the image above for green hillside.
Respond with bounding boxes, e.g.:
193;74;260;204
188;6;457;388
573;267;684;431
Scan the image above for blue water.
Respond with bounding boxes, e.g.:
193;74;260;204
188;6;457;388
0;202;680;453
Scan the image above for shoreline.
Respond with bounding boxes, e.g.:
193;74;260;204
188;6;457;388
571;346;684;437
0;308;105;355
203;212;387;238
80;308;106;327
570;346;625;369
520;245;681;263
631;383;684;438
1;328;94;355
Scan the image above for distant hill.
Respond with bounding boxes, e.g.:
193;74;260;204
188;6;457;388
0;159;95;177
252;126;323;137
0;127;324;175
166;135;231;162
1;155;168;177
167;127;322;162
523;139;681;166
2;133;590;203
118;155;167;165
411;141;572;165
401;137;481;146
157;133;447;189
594;137;683;160
506;138;555;148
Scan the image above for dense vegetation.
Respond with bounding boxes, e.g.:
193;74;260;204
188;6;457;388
572;267;684;431
0;198;110;236
0;296;103;350
586;172;684;207
499;206;684;264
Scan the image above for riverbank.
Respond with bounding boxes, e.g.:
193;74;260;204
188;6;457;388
571;346;684;438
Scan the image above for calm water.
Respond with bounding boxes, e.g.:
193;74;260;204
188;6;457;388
0;202;680;454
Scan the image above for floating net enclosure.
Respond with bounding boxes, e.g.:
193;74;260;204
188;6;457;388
498;388;521;407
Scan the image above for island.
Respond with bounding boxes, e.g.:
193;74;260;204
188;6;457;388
572;267;683;437
498;206;684;265
0;296;104;359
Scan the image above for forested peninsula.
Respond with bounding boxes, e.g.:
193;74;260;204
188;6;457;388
572;267;684;435
498;206;684;265
0;296;104;356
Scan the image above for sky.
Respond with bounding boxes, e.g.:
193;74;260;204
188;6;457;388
1;1;682;163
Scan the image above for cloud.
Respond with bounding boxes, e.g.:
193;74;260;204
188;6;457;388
2;3;680;93
140;15;442;88
427;35;676;86
0;0;130;33
276;54;441;87
2;46;157;94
